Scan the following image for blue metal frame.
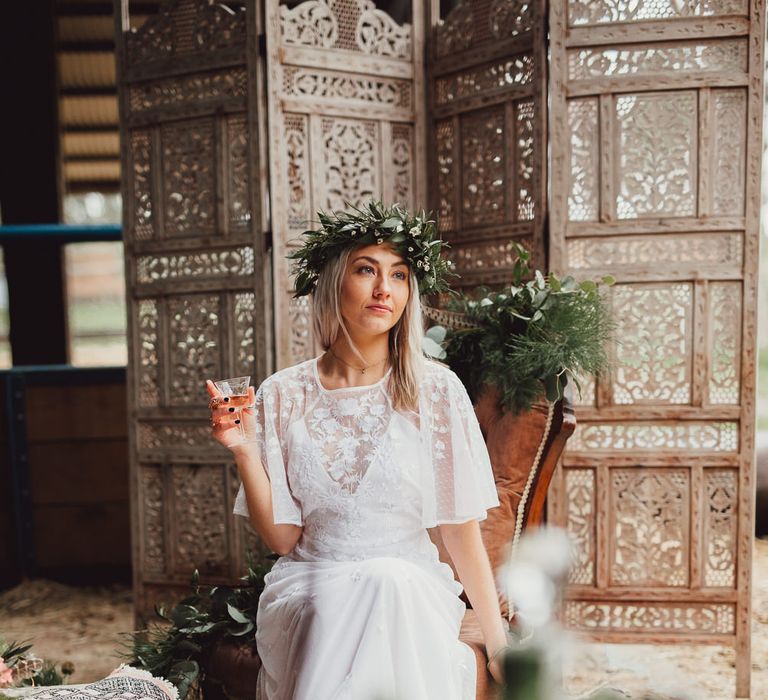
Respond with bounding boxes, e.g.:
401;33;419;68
0;224;122;242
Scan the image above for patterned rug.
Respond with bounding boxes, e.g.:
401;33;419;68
23;666;179;700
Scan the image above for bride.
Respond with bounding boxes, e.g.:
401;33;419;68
206;202;510;699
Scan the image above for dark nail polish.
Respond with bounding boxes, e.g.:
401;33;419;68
234;419;241;425
224;397;230;402
228;407;235;412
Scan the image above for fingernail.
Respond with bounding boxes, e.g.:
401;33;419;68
234;419;241;425
224;397;230;402
228;407;235;412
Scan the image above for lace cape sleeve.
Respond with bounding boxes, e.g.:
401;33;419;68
232;373;303;526
417;362;500;528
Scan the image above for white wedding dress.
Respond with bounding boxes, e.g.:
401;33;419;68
233;355;500;700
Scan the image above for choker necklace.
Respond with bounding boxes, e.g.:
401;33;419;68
328;347;389;375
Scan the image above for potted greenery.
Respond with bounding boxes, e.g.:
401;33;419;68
125;560;273;700
421;244;614;612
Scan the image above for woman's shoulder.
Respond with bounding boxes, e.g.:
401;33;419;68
257;357;315;396
420;357;462;392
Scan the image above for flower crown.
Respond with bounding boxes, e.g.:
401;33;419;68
286;200;457;299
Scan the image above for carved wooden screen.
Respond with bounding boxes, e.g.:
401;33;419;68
426;0;548;289
547;2;764;695
264;0;426;369
115;0;272;621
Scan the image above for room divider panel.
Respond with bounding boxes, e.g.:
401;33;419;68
263;0;426;369
547;2;764;695
115;0;272;621
426;0;548;289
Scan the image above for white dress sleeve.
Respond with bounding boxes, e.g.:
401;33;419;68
232;377;303;526
418;363;500;528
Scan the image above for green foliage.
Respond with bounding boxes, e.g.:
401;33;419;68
21;661;63;687
0;637;68;688
123;555;275;700
286;200;458;298
429;244;615;414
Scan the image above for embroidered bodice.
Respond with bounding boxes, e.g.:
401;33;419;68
233;356;500;562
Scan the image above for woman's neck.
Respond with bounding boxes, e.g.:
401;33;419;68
319;336;390;387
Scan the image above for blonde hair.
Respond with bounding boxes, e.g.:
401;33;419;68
311;244;425;412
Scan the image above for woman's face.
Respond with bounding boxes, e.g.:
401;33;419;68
339;242;410;338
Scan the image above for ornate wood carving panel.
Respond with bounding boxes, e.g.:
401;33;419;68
548;2;764;695
115;0;271;622
427;0;547;290
266;0;426;368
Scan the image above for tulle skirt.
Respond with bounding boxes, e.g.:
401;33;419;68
254;555;476;700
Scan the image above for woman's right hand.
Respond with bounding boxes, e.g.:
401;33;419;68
205;379;258;453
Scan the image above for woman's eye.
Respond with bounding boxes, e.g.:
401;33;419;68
394;271;407;280
358;265;374;274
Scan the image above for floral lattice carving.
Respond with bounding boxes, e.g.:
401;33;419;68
289;294;313;364
131;131;154;241
616;92;697;219
708;282;741;405
129;69;248;113
490;0;532;38
391;124;413;210
568;0;747;26
356;0;410;58
126;0;246;64
139;423;213;450
162;119;215;237
611;283;693;405
569;40;747;80
168;295;220;406
565;469;595;586
570;422;738;452
713;89;747;216
448;239;530;274
138;299;159;408
282;68;411;108
568;233;743;269
284;114;310;231
234;292;256;379
435;55;534;106
461;107;506;226
435;3;473;57
136;248;255;284
568;99;599;222
436;119;457;233
322;117;379;211
704;469;737;588
516;100;535;221
141;466;165;574
281;0;338;48
280;0;411;58
565;601;735;634
611;469;689;587
171;464;228;576
228;115;251;229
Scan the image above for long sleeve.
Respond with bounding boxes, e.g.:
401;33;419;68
418;363;501;528
232;377;303;526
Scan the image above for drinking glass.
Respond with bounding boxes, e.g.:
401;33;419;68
213;375;255;443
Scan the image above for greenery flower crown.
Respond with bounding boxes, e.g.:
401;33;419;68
286;200;457;298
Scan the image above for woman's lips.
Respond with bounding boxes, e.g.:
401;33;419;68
367;305;391;313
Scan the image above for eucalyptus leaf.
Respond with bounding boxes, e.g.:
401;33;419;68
228;621;255;636
426;324;447;344
227;603;249;624
423;336;447;360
